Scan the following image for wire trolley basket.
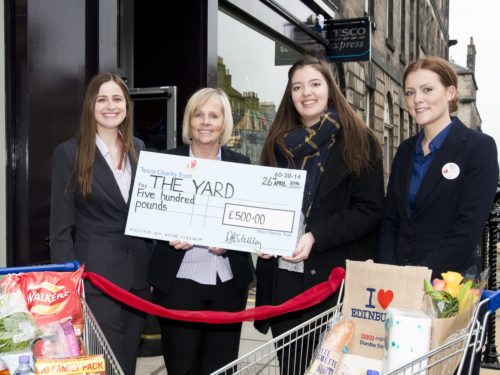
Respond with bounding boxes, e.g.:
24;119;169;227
211;282;345;375
386;289;500;375
82;299;124;375
0;262;124;375
211;285;500;375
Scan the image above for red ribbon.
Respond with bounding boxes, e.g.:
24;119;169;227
82;267;345;324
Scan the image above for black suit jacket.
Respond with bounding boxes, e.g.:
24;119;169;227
148;145;255;294
377;119;499;277
255;133;385;316
50;137;153;293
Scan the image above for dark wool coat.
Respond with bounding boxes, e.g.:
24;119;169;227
50;137;153;293
377;118;499;277
255;133;385;333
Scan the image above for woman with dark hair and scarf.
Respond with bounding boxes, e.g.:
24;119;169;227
254;55;384;374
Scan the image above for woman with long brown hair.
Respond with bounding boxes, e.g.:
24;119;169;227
255;55;384;374
50;72;153;374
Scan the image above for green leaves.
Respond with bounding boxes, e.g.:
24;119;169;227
0;311;39;352
457;280;474;314
424;279;461;318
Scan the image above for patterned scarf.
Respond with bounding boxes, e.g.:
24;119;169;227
277;108;341;219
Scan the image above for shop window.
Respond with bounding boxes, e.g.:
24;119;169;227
217;11;300;164
400;0;406;63
386;0;395;50
365;0;376;28
366;87;375;129
384;93;394;126
383;94;394;183
399;107;405;145
383;126;394;186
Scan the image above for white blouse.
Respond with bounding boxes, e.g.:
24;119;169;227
176;146;233;285
95;134;131;203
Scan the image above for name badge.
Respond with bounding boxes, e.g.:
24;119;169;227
442;162;460;180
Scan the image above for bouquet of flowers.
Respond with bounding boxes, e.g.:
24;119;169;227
423;269;487;319
423;268;488;372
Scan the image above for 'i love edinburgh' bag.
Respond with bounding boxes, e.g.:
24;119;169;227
342;260;432;359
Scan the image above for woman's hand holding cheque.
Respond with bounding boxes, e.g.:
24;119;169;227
256;232;315;262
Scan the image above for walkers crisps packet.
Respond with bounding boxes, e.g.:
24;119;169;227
0;265;84;335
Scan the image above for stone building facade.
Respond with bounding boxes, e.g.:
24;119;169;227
333;0;450;179
0;0;458;265
452;38;482;131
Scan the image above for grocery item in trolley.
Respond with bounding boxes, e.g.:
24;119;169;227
0;290;40;353
305;319;354;375
0;266;84;336
31;318;82;360
423;268;487;349
382;307;431;373
342;260;431;360
34;354;105;375
0;263;123;375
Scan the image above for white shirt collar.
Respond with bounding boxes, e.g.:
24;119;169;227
188;145;222;161
95;133;109;156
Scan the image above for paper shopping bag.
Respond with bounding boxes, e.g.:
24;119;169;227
342;260;432;360
429;306;472;349
420;288;472;352
426;314;470;375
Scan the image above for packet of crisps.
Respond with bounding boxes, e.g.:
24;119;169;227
0;265;84;336
35;354;105;374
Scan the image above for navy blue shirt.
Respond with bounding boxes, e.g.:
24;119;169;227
408;119;456;215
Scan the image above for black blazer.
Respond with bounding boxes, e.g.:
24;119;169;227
148;145;255;294
255;133;385;306
50;137;153;293
377;119;499;277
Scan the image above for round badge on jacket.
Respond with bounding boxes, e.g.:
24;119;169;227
442;162;460;180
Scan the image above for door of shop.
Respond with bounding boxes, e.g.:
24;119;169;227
130;87;177;153
6;0;209;266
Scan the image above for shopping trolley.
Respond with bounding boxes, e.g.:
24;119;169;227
212;285;500;375
212;282;345;375
0;262;124;375
386;289;500;375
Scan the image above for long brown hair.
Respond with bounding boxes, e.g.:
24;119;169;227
403;56;459;113
260;55;379;174
73;72;137;199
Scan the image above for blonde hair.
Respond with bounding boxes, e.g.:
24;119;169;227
181;88;234;146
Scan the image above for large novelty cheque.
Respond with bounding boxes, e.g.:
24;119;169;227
125;151;307;256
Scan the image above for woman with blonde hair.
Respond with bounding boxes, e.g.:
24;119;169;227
149;88;255;375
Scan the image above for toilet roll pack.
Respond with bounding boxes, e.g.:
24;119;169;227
383;307;432;373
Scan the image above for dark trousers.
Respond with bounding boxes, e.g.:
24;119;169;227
270;269;338;375
85;286;151;375
155;277;248;375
